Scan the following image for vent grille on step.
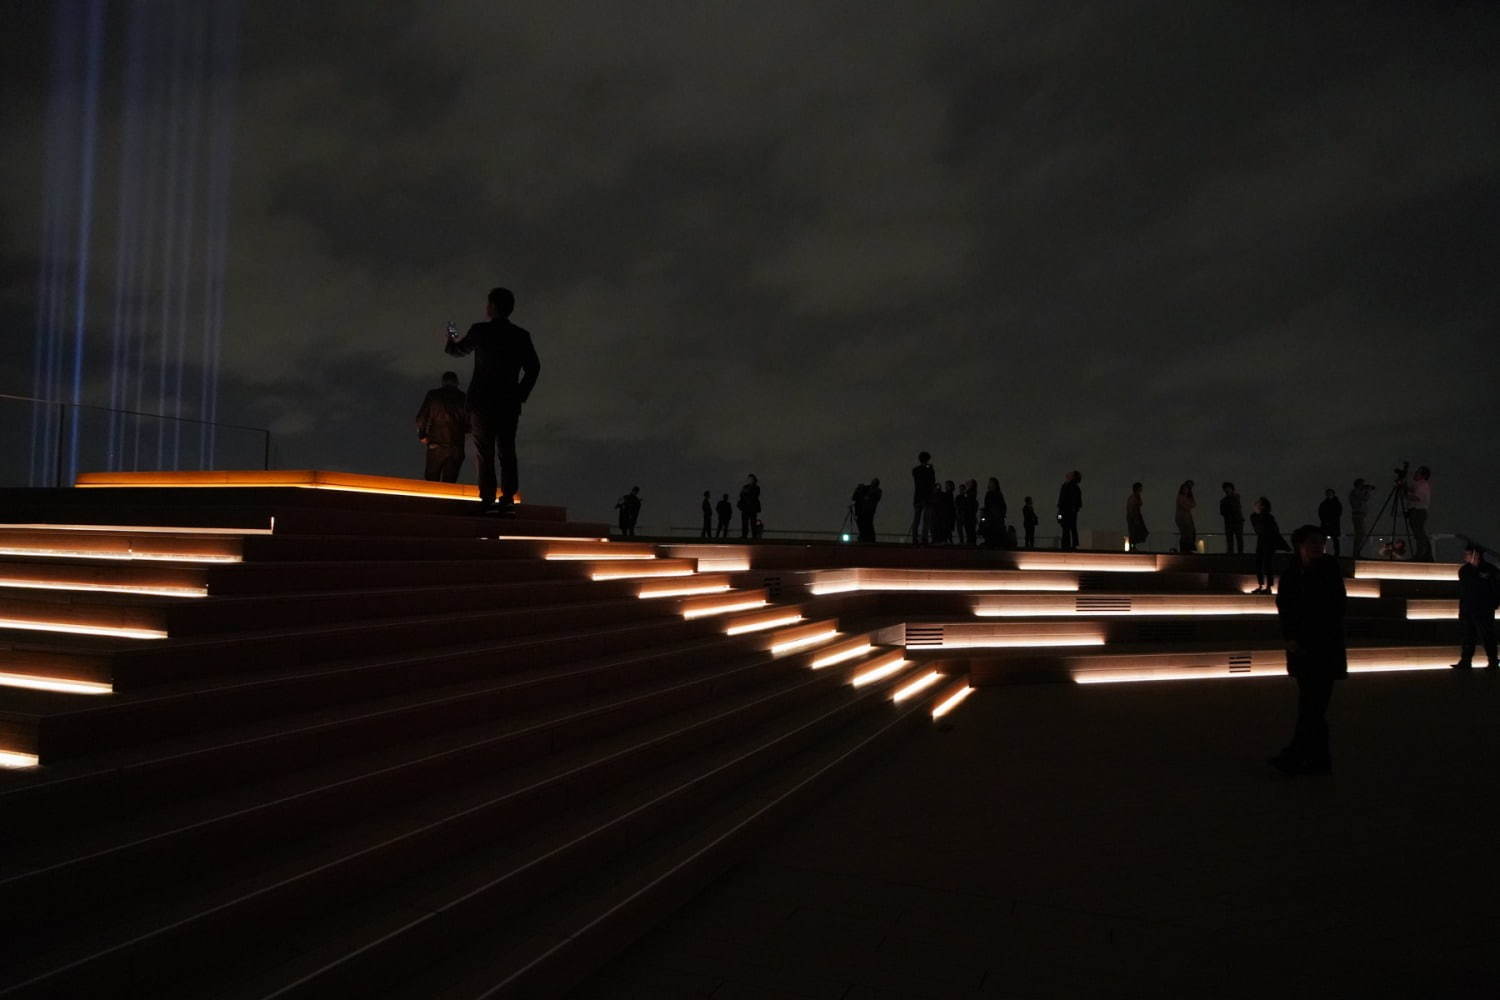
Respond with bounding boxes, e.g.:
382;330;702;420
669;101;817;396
906;624;945;647
761;575;783;600
1228;652;1253;674
1076;596;1131;613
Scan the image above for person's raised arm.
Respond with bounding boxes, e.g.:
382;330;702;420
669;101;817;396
445;325;477;358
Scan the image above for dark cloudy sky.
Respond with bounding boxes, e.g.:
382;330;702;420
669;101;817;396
2;1;1497;543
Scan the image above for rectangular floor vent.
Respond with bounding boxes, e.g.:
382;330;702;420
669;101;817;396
1077;596;1132;613
1228;652;1253;674
761;575;783;599
906;624;945;647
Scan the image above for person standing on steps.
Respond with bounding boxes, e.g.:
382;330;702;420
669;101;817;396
1406;466;1433;561
715;493;733;539
1174;480;1197;554
1022;496;1038;549
911;452;936;544
1318;488;1343;557
1348;478;1374;556
1057;471;1082;551
856;477;882;543
700;491;713;538
1250;497;1287;594
1220;482;1245;554
615;486;642;537
1269;524;1347;776
1452;543;1499;670
414;371;468;483
444;287;541;514
738;475;761;539
1126;482;1149;552
980;477;1007;548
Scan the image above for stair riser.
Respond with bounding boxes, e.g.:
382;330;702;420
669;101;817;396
0;671;852;996
271;684;908;999
0;651;814;931
3;633;771;838
204;561;633;595
240;537;592;563
32;617;730;760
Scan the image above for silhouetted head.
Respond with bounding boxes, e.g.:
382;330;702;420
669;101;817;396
630;486;639;495
1222;482;1234;493
1353;477;1366;488
721;493;729;500
1290;524;1326;565
944;480;955;491
1464;542;1485;565
1132;482;1142;493
1255;496;1271;513
918;451;931;464
870;477;880;487
747;474;757;484
987;477;1000;491
441;371;459;386
703;490;710;498
1179;480;1193;495
1325;488;1336;498
486;287;515;319
1415;465;1431;480
1023;496;1032;504
1071;470;1082;483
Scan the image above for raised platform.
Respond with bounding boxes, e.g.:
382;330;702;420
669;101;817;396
0;475;1472;998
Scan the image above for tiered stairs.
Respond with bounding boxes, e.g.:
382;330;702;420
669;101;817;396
0;486;963;999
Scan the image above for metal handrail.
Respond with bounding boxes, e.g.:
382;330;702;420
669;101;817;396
1;390;272;483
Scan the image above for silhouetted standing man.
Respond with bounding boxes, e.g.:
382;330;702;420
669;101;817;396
1348;478;1374;556
856;477;882;543
1219;482;1244;554
1057;471;1083;551
616;486;642;537
1452;543;1499;670
715;494;733;539
1270;525;1346;776
700;491;713;538
1406;466;1432;560
1317;488;1343;557
911;452;936;544
445;287;541;512
738;475;761;539
1022;497;1037;549
415;371;468;483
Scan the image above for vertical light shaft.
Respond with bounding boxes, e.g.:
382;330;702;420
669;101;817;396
66;0;107;485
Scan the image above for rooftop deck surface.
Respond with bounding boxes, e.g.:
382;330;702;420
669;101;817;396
575;668;1500;999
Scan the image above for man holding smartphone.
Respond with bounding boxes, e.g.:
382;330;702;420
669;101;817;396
444;287;541;513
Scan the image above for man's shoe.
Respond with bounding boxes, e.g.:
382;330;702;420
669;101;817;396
1268;752;1300;776
1451;661;1473;671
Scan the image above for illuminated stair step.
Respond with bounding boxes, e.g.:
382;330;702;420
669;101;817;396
766;619;841;654
930;678;975;719
679;590;769;619
586;558;697;581
722;606;807;636
636;574;733;599
972;592;1278;617
810;567;1080;595
1354;560;1458;581
807;634;875;669
543;542;660;561
905;620;1107;649
849;649;914;687
1407;600;1495;621
0;527;244;563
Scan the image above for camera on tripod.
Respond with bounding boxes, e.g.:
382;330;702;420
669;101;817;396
1392;460;1410;484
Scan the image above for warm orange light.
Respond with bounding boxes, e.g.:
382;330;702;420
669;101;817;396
0;578;208;598
682;598;768;620
74;469;507;502
850;654;910;687
769;629;839;654
891;670;943;702
725;613;804;636
942;635;1106;649
931;685;975;718
1014;554;1158;573
0;750;41;769
1406;601;1493;621
637;583;731;599
0;546;241;564
809;643;872;669
811;568;1079;594
0;672;113;695
545;552;653;561
973;595;1275;617
695;557;751;572
1353;561;1456;581
2;523;270;535
590;567;693;581
0;619;167;639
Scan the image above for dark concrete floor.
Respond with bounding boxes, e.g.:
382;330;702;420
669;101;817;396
573;668;1500;999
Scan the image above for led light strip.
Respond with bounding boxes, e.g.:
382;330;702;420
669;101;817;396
0;579;208;598
891;670;943;702
0;619;167;639
851;656;910;687
935;636;1107;649
0;750;41;769
545;552;656;561
637;583;731;599
590;568;694;581
973;607;1274;618
682;598;768;620
1074;659;1456;684
0;547;241;564
809;643;872;669
931;685;975;718
725;613;804;636
2;523;270;535
0;672;113;695
769;630;839;655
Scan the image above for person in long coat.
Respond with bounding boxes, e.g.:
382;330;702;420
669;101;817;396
1270;524;1347;775
1126;482;1149;551
737;475;761;539
1174;480;1197;553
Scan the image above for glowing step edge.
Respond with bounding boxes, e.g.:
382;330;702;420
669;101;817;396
932;685;975;719
0;619;167;639
809;643;873;669
724;614;804;636
891;670;944;702
0;672;113;695
637;583;731;599
850;656;910;687
0;579;208;598
0;548;240;564
0;750;41;769
770;630;839;655
590;568;693;581
682;598;768;620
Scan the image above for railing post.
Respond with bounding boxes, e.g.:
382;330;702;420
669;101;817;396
54;402;66;488
263;430;271;470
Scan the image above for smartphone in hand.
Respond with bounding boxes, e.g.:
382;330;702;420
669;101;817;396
445;321;459;340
